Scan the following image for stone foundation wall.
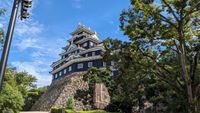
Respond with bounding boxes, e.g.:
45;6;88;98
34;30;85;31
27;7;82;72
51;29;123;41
31;72;88;111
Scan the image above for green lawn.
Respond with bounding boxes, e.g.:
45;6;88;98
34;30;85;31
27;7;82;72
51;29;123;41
66;109;119;113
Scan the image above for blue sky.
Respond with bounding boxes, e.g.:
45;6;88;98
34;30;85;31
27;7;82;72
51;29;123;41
0;0;130;87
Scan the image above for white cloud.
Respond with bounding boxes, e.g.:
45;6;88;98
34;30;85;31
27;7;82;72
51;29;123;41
15;37;42;51
11;61;51;87
15;21;43;37
72;0;84;9
1;0;67;87
0;23;3;28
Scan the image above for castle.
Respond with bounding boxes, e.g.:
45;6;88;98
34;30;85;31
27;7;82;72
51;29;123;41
50;25;116;81
31;25;113;111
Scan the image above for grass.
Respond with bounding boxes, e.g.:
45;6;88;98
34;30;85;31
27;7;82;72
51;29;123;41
66;109;119;113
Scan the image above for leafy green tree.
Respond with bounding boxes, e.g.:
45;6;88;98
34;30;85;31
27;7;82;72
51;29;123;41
75;67;114;108
15;72;37;97
119;0;200;112
0;8;6;46
0;69;24;113
83;67;114;93
23;86;48;111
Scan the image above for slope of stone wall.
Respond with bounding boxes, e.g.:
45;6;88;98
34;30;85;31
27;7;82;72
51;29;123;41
31;72;88;111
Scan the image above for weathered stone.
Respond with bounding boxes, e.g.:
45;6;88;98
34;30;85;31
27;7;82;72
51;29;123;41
31;72;111;111
31;72;88;111
93;83;110;109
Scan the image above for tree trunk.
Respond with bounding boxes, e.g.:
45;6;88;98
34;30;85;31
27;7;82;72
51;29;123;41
179;40;193;113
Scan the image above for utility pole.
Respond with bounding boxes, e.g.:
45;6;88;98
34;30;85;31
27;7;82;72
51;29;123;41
0;0;32;89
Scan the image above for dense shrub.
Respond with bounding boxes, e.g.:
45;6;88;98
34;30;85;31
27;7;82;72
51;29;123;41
66;97;74;110
105;101;133;113
51;107;65;113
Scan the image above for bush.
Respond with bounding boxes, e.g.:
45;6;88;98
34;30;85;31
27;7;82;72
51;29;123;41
51;107;65;113
65;109;76;113
66;97;74;110
105;101;133;113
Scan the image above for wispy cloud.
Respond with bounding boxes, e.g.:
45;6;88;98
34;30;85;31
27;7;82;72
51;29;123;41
11;60;51;87
0;0;65;87
72;0;84;9
15;21;43;37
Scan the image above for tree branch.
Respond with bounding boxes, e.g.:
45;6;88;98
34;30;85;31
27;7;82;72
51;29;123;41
161;0;179;22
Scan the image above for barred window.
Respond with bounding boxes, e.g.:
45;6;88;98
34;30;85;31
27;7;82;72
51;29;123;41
92;52;95;56
103;62;106;67
78;63;83;69
69;66;72;71
64;69;67;74
88;62;93;67
59;71;62;76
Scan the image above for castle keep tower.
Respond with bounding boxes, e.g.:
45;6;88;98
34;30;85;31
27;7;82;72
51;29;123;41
31;25;113;111
50;25;115;80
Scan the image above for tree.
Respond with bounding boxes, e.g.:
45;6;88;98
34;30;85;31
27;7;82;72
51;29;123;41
0;8;6;47
0;68;24;113
74;67;114;108
23;86;48;111
15;72;37;97
103;38;176;113
120;0;200;112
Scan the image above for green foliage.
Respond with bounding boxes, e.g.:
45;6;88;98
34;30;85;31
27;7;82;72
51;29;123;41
78;110;118;113
0;69;24;113
15;71;37;97
74;89;92;105
0;8;6;47
117;0;200;112
66;97;74;110
65;109;75;113
51;107;65;113
83;67;114;94
22;86;48;111
0;67;39;112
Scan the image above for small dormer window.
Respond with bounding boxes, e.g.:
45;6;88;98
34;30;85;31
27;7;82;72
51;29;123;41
90;42;94;47
83;43;87;47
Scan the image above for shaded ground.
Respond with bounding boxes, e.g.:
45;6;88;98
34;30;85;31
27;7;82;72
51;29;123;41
20;111;48;113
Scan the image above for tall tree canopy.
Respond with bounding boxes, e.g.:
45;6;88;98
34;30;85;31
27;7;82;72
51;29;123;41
0;8;6;46
118;0;200;112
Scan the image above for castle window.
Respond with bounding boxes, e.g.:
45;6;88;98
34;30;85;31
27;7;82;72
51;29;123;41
55;74;58;79
85;53;88;57
103;62;106;67
69;66;72;71
110;72;114;76
64;69;67;74
92;52;95;56
83;42;87;47
59;71;62;76
111;61;115;66
78;63;83;69
90;42;94;47
88;62;93;67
